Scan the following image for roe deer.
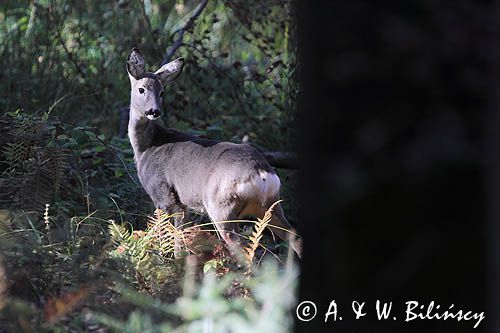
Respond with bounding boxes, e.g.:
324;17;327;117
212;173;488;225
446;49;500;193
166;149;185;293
126;48;302;258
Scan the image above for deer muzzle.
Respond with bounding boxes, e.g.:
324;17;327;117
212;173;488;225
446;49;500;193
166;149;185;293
145;108;161;120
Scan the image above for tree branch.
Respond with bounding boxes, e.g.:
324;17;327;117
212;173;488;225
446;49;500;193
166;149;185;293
262;151;298;169
137;0;160;55
161;0;209;65
55;27;85;78
129;0;298;170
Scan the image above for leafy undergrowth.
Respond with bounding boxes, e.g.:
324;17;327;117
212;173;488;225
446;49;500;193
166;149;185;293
0;112;299;332
0;204;298;332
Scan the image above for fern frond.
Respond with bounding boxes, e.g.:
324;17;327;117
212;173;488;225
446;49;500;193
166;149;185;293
108;220;131;246
41;147;70;193
147;209;185;256
108;214;182;289
0;113;70;210
244;201;281;266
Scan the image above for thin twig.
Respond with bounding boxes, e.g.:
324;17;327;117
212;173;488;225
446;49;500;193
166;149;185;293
161;0;209;65
185;42;253;120
95;136;140;187
55;28;85;78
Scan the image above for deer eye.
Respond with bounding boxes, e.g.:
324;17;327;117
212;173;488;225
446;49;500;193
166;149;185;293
138;88;145;94
159;91;164;98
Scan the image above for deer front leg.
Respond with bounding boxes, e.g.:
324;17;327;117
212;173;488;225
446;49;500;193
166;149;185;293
154;205;187;259
154;188;188;258
172;207;188;258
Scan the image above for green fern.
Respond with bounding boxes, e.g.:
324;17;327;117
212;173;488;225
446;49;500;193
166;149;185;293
0;113;70;210
108;218;180;291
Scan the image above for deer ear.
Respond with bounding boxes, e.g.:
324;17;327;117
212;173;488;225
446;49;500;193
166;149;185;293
155;58;184;85
126;47;145;80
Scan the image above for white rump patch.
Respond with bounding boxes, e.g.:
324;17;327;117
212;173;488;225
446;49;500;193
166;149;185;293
236;170;281;203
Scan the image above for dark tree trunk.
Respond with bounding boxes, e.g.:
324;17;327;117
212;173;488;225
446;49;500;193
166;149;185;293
485;5;500;332
297;1;488;332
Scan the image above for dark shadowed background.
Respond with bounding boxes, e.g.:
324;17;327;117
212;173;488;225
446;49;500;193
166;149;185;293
297;1;497;332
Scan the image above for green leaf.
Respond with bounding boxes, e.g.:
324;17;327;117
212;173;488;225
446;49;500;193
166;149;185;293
92;157;103;165
94;145;106;153
203;259;219;274
114;169;124;178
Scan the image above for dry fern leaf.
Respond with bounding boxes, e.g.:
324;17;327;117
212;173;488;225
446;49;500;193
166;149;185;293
148;209;185;256
244;200;281;266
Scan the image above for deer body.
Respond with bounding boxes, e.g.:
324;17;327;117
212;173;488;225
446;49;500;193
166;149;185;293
126;48;302;257
130;118;279;216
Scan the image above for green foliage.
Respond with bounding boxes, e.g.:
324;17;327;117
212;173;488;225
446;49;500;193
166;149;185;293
0;0;297;149
0;111;69;211
0;201;298;332
108;218;180;292
0;0;299;223
94;260;297;333
0;0;298;331
0;110;151;227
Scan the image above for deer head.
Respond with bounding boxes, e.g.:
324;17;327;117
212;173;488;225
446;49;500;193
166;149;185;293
126;48;184;120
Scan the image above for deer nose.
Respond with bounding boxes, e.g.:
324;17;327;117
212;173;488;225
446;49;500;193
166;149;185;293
145;108;161;118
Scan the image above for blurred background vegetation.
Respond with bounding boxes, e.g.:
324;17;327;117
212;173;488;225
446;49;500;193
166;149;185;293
0;0;297;145
0;0;299;218
0;0;299;331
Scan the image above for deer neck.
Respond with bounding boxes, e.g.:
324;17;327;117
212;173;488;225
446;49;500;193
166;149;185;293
128;107;159;159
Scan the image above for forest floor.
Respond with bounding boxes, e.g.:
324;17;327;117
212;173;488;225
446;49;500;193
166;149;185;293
0;112;298;333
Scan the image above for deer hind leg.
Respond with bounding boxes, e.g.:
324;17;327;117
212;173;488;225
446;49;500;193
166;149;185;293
268;202;302;258
239;199;302;258
205;199;243;253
